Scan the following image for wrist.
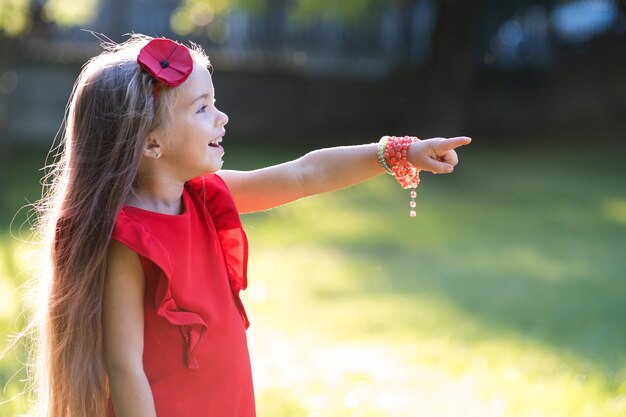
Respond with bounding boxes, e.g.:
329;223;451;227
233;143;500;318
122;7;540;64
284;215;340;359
376;135;421;218
407;138;425;170
376;137;393;175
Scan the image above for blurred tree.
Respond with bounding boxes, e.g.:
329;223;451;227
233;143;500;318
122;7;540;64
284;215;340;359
0;0;30;36
289;0;382;24
42;0;100;28
171;0;236;43
171;0;487;133
0;0;100;38
170;0;383;35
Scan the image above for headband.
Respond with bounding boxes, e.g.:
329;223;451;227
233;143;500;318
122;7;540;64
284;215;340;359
137;38;193;101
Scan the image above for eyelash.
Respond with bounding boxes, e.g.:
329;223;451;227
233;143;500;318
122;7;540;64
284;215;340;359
197;100;216;114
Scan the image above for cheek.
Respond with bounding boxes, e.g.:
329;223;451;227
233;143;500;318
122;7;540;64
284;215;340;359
198;114;216;133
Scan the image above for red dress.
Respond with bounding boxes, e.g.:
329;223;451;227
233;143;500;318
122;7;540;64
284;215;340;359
108;174;255;417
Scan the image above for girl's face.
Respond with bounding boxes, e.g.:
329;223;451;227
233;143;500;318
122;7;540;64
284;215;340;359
159;62;229;179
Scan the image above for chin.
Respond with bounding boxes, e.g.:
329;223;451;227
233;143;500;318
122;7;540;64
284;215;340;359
205;162;223;174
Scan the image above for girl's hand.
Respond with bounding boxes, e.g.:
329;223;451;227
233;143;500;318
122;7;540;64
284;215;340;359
408;136;472;174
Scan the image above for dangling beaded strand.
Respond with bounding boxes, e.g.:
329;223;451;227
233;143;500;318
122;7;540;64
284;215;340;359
378;136;421;218
409;189;418;218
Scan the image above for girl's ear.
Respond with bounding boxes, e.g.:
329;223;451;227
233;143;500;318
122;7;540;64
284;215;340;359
143;131;162;159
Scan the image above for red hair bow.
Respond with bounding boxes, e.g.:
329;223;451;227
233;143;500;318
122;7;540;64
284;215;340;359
137;38;193;100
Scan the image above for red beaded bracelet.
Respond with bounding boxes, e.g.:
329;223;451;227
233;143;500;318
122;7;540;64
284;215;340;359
379;136;421;218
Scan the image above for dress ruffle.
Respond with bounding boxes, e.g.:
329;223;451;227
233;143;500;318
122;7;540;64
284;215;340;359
112;174;249;369
189;175;250;328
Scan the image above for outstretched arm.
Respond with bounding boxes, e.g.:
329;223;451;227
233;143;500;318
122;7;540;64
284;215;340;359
219;136;471;214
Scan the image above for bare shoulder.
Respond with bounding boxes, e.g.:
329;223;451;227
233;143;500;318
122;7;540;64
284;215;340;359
104;240;144;308
106;240;143;284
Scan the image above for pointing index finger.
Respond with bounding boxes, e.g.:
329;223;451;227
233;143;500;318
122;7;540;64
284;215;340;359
438;136;472;151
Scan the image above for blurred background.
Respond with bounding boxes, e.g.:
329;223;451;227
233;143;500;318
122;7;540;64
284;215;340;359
1;1;625;416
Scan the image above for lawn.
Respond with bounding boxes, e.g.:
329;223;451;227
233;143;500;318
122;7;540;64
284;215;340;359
1;138;625;417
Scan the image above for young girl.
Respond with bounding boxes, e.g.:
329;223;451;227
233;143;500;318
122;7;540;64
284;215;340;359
32;34;470;417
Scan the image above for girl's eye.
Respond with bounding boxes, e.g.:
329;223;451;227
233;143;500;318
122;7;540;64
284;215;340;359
197;105;208;113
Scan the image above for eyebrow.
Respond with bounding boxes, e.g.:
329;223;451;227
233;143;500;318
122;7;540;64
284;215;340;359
191;93;213;105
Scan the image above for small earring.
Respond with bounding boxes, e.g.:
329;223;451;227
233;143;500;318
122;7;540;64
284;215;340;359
155;151;161;159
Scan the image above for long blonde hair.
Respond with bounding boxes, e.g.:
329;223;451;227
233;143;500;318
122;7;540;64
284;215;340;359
28;34;209;416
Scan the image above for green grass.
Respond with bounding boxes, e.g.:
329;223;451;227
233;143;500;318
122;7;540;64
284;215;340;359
1;139;625;416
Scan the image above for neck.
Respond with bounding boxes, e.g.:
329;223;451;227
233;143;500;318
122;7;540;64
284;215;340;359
127;175;186;215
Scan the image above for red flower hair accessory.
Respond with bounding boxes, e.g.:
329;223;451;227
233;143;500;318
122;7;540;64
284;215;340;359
137;38;193;100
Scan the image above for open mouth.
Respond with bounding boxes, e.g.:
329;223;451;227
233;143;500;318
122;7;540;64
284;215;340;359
208;137;223;147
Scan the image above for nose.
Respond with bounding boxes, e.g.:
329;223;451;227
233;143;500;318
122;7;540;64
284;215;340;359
217;109;229;127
